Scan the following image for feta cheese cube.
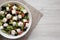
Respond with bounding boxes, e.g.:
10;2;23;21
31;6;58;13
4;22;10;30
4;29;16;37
0;26;4;29
3;18;7;22
3;23;8;27
26;23;29;27
13;22;16;26
13;16;17;21
6;14;12;19
12;5;17;10
16;29;21;33
6;7;9;11
18;15;22;19
12;10;16;14
18;22;23;26
11;30;16;35
0;11;4;15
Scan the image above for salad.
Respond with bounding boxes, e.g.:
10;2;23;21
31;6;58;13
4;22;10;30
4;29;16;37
0;3;29;36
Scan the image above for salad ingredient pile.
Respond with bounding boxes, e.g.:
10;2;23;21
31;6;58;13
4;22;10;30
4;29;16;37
0;3;29;36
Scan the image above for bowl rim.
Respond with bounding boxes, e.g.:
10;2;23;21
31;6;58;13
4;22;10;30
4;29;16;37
0;1;32;39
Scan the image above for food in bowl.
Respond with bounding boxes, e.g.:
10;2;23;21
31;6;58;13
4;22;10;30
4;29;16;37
0;3;29;36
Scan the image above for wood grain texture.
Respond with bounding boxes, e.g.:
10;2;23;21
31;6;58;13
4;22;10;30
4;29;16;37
25;0;60;40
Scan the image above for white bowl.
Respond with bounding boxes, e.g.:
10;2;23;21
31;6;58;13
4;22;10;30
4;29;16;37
0;1;32;39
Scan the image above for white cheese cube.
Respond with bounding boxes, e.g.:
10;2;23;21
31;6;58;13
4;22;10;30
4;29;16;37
13;22;16;26
18;15;22;19
0;11;4;15
12;10;16;14
0;26;4;29
13;16;17;21
23;19;27;22
3;23;8;27
26;23;29;27
16;29;21;33
22;9;27;13
11;30;16;35
6;14;12;19
12;5;17;10
3;18;7;22
18;22;23;26
6;7;9;11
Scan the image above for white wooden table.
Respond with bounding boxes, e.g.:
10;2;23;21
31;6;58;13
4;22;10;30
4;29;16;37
24;0;60;40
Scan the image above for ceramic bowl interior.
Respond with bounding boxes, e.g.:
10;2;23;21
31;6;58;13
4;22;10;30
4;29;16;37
0;1;32;39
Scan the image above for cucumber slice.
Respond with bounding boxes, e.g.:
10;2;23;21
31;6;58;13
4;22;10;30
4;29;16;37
9;20;13;24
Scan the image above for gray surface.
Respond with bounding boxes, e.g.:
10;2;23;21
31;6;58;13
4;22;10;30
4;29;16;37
24;0;60;40
0;0;43;40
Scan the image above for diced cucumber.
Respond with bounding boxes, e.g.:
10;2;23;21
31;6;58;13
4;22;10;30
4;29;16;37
9;20;13;24
17;6;25;11
23;15;29;20
2;29;10;34
0;15;5;20
3;28;9;32
16;23;18;27
16;7;20;10
3;25;13;32
0;22;2;26
7;26;13;30
2;30;7;33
